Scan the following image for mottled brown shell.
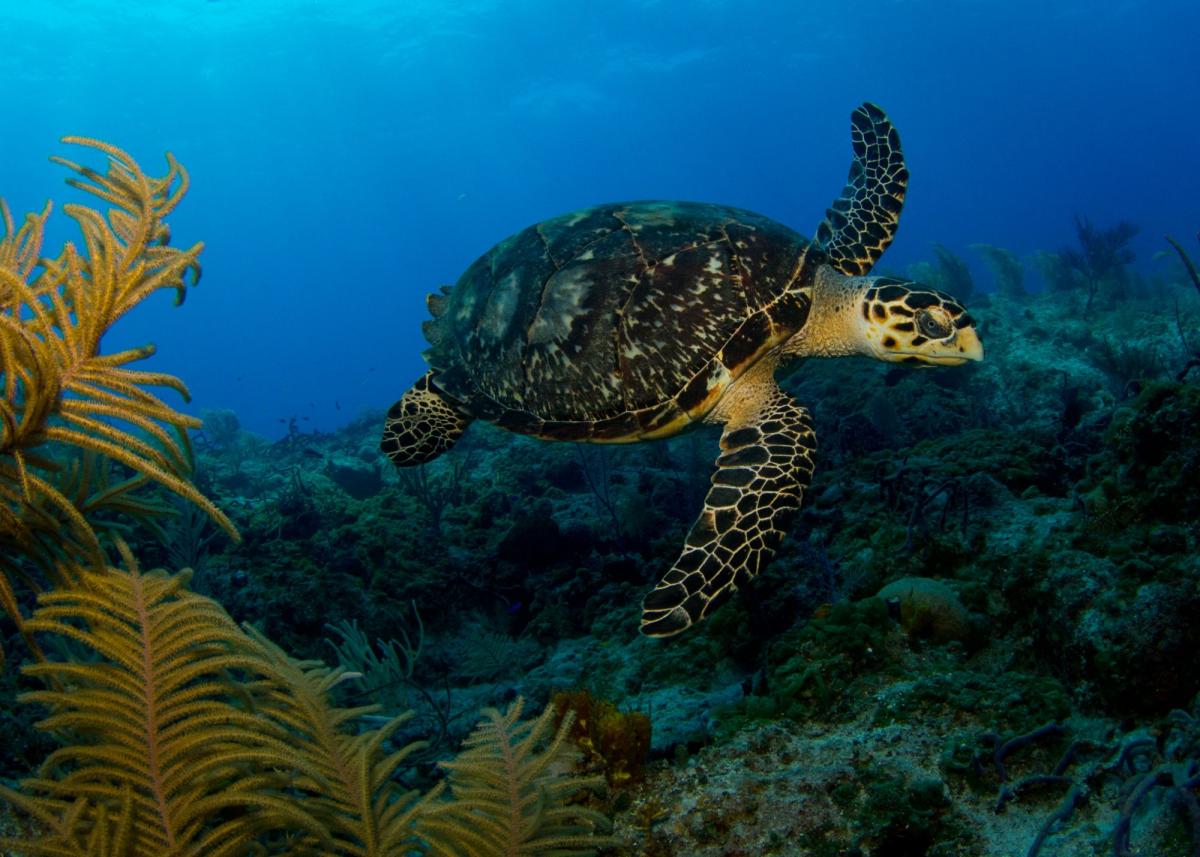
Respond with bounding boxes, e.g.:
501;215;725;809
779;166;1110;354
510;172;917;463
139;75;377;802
422;201;820;441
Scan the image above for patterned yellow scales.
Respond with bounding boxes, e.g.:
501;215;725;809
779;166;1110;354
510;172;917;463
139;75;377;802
381;103;983;636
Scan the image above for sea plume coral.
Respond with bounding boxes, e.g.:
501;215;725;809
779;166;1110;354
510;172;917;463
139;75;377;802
0;139;237;662
0;139;614;857
1059;214;1140;312
0;553;613;856
418;698;612;857
0;554;335;856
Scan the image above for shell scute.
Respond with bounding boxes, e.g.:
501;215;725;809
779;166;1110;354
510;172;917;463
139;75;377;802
536;205;621;266
722;219;806;309
519;228;640;418
616;234;746;410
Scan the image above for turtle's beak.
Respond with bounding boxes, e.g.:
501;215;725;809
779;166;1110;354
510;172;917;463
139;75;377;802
955;326;984;362
888;324;983;366
923;325;983;365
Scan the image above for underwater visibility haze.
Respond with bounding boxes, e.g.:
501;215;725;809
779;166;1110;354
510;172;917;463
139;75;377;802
1;1;1200;855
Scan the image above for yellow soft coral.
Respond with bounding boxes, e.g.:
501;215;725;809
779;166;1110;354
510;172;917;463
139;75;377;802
0;557;611;856
0;140;615;856
0;139;238;662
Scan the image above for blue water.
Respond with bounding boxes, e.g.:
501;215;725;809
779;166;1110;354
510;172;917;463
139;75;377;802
3;0;1197;437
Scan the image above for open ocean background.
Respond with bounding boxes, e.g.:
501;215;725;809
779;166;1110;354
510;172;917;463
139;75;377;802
2;0;1197;437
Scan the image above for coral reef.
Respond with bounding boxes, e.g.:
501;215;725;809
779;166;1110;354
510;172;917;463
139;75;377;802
6;139;1200;855
171;232;1196;853
0;143;613;857
125;232;1198;852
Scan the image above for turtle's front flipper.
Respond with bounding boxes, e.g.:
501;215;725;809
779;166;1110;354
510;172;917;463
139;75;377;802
815;102;908;276
641;385;816;637
380;371;473;467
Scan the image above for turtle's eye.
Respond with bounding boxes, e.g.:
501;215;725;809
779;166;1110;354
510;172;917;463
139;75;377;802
915;308;953;340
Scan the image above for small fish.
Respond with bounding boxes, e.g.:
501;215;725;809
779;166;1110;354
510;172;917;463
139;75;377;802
302;448;323;459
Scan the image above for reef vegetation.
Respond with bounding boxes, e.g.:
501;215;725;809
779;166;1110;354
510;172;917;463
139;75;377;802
2;145;1199;855
0;144;612;856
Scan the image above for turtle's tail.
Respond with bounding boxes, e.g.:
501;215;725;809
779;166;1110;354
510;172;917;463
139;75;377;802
380;370;473;467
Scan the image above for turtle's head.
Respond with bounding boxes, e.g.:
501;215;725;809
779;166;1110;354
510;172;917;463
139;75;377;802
852;276;982;366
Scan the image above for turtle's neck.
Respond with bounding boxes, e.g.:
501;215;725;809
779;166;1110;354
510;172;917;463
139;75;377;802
783;266;871;359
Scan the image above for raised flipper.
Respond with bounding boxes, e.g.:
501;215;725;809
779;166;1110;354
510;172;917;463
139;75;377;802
380;370;473;467
814;102;908;277
640;385;816;637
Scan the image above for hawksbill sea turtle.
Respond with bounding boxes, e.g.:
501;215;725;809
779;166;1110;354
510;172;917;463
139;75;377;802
381;103;982;637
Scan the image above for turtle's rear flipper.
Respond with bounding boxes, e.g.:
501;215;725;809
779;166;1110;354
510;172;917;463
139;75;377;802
640;386;816;637
380;371;473;467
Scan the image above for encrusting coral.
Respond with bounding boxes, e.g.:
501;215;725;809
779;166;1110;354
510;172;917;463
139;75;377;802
0;142;613;856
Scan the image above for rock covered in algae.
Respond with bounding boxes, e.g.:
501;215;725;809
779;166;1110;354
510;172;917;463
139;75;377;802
876;577;971;644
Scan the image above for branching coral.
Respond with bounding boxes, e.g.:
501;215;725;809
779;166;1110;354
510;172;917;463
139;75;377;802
1111;703;1200;857
932;243;975;301
0;554;336;856
0;139;237;662
0;556;613;856
0;139;615;857
872;457;972;552
1166;234;1200;296
1059;215;1140;312
395;457;471;536
1086;337;1166;397
972;243;1025;296
963;707;1200;857
1166;233;1200;380
419;698;612;857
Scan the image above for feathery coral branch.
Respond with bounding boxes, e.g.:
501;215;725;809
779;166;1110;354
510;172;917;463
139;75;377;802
1;138;239;659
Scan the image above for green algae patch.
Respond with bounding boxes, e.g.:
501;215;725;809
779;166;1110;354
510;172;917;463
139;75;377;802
875;670;1071;734
1102;380;1200;523
715;597;904;735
